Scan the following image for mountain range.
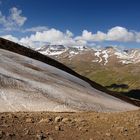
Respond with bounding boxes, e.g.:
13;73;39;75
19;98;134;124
36;45;140;65
36;45;140;96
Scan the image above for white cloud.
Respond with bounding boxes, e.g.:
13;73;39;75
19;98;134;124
66;30;73;37
10;7;27;26
135;32;140;43
20;28;87;47
1;26;140;48
82;30;94;40
0;11;6;25
29;28;65;42
0;7;27;30
1;34;19;43
107;26;135;42
24;26;48;32
20;28;85;47
76;26;139;43
75;30;107;42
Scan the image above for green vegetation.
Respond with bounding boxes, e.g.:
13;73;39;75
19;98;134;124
61;60;140;93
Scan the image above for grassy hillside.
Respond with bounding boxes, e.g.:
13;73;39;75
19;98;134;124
59;59;140;93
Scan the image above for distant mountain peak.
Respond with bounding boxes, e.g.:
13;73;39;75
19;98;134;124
35;44;140;65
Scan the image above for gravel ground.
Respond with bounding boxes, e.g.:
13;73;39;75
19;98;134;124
0;110;139;140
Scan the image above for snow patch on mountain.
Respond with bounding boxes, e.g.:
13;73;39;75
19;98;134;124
102;50;109;65
36;45;67;56
115;49;140;64
35;45;140;65
94;50;110;65
94;51;102;63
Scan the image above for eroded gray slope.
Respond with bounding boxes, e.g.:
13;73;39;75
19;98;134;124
0;49;139;112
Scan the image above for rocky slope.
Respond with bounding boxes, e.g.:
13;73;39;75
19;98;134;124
0;110;139;140
0;37;139;112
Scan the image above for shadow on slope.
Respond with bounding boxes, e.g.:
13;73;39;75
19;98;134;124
106;84;129;90
106;83;140;106
122;89;140;100
0;37;140;107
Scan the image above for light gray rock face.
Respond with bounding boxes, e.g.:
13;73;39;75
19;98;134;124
0;49;139;112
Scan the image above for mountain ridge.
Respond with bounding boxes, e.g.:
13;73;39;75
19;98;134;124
36;44;140;65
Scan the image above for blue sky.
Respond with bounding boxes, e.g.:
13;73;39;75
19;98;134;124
0;0;140;48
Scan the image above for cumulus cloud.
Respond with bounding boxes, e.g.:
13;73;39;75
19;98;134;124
76;26;139;43
0;7;27;30
19;28;86;47
66;30;73;37
29;29;66;42
135;32;140;43
107;26;135;42
1;26;140;48
1;34;19;43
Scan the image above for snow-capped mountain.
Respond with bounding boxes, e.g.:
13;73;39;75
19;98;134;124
35;45;66;56
0;38;139;112
114;49;140;64
36;45;140;65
